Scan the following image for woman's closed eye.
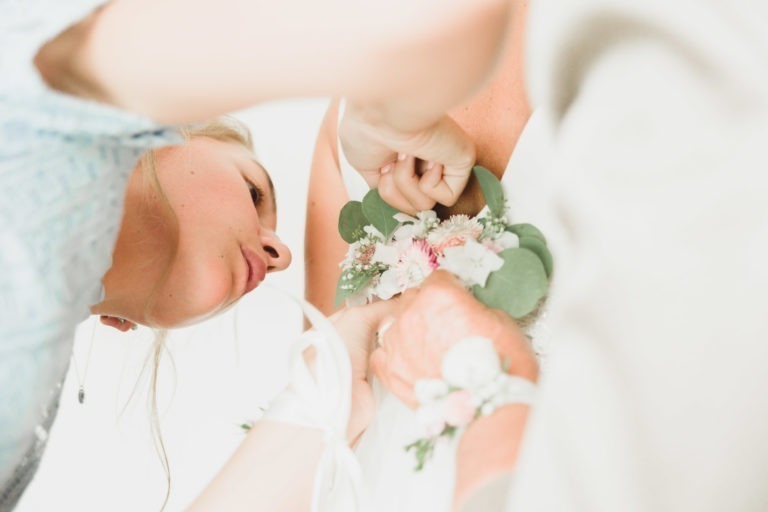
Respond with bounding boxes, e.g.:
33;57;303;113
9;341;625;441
245;179;264;208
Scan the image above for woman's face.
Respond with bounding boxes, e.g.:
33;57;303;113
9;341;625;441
92;136;292;328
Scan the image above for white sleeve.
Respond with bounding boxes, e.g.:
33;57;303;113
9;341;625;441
508;1;768;511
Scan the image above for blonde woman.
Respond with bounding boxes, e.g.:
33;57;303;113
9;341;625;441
1;0;513;508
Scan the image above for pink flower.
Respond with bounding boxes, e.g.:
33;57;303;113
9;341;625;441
443;389;476;427
394;239;438;287
427;215;483;254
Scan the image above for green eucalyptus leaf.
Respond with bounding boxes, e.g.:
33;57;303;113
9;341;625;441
362;189;400;238
473;166;505;217
338;200;368;243
507;223;546;243
472;248;548;319
518;236;553;278
334;271;372;308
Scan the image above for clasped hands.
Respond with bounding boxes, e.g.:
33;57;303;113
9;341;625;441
339;101;476;215
331;271;539;441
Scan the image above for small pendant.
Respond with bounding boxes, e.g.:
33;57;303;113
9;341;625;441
78;387;85;405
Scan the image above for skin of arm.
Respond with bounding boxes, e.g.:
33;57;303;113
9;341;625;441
186;421;324;512
37;0;511;127
304;99;350;319
452;404;527;511
370;271;538;511
186;297;397;510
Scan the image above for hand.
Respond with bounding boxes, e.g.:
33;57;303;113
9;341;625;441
370;271;538;409
339;102;476;214
327;299;400;441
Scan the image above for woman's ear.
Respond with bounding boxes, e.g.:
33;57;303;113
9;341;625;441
261;232;292;273
99;315;138;332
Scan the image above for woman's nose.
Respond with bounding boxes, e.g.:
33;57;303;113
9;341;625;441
261;232;292;272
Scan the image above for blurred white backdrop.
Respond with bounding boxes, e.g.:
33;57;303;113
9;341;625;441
16;98;330;511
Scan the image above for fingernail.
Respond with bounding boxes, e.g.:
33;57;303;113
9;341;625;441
381;164;393;174
397;153;406;162
425;161;434;170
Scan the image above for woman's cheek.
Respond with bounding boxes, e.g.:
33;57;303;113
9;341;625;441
152;257;234;327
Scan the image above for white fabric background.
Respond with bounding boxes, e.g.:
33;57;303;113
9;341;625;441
15;99;330;512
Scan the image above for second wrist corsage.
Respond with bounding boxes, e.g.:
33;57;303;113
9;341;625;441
406;336;536;470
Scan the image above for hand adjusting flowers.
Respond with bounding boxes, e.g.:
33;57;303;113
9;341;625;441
335;166;553;321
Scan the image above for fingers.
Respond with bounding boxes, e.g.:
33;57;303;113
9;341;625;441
400;115;475;207
378;154;436;214
392;155;436;212
419;160;471;207
370;346;419;409
332;297;400;337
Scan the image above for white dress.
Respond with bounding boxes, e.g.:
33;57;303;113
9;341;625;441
336;106;554;511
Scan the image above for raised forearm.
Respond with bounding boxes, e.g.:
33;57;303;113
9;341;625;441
43;0;510;124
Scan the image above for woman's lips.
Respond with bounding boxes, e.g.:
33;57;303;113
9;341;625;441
242;248;267;295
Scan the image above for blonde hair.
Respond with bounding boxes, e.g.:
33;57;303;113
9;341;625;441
139;116;256;511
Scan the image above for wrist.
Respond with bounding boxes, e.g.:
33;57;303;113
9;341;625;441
406;336;535;470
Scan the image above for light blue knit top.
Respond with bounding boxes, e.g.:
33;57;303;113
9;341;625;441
0;2;181;508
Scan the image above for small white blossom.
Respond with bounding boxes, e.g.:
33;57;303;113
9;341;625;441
393;212;417;223
393;211;438;240
439;238;504;287
346;286;373;306
484;231;520;253
363;225;384;240
414;379;450;404
441;336;502;392
416;401;447;437
495;231;519;249
475;205;491;220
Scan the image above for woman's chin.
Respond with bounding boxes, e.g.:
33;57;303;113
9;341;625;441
147;300;230;329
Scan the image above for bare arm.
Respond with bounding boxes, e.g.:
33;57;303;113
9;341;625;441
40;0;510;126
304;100;350;318
188;298;397;510
187;422;323;512
453;405;527;511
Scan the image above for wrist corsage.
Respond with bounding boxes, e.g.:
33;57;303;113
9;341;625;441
335;166;553;320
406;336;536;470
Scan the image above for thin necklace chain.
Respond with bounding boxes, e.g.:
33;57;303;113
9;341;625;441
70;317;97;405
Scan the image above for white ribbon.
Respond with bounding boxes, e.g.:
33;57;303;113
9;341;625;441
261;284;370;512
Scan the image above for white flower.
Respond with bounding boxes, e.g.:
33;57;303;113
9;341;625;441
393;211;438;240
375;269;400;300
483;231;519;253
344;283;375;306
439;238;504;287
363;225;384;240
495;231;519;249
414;379;450;404
441;336;502;392
475;205;492;220
416;401;447;437
372;243;399;266
393;212;417;224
